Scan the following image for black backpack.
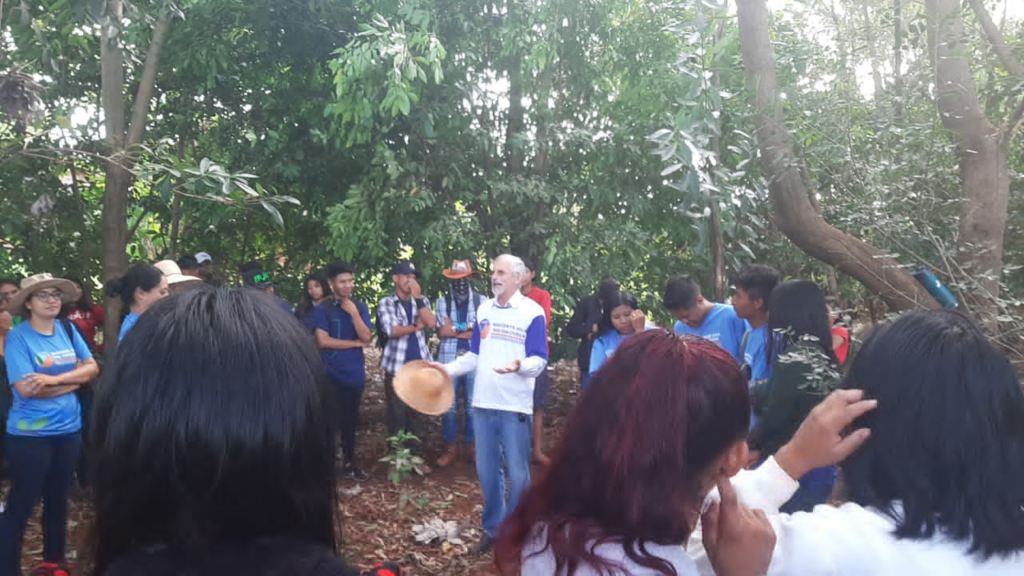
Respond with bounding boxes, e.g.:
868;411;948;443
375;299;403;350
374;312;388;350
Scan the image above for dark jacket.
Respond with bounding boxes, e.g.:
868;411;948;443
748;341;839;457
565;293;604;373
103;539;359;576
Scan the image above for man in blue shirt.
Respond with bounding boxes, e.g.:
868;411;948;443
730;265;780;384
662;274;748;364
314;261;373;480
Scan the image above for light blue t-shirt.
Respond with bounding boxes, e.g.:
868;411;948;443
5;320;92;436
743;324;773;382
118;312;140;343
589;326;658;375
673;303;749;364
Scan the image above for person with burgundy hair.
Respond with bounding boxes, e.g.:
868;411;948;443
496;330;875;576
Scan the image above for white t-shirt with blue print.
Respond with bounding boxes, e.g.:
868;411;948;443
4;320;92;436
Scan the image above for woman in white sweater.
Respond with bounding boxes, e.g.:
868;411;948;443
495;330;874;576
695;310;1024;575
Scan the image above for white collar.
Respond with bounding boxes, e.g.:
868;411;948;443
495;289;526;309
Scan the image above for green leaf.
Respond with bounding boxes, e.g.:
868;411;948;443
261;200;284;228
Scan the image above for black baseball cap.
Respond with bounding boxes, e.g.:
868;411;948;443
391;261;422;278
242;268;273;289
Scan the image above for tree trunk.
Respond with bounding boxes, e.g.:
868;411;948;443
169;193;182;259
892;0;904;121
709;17;727;303
100;0;129;353
861;0;884;101
735;0;937;311
99;4;171;352
708;199;726;302
504;0;525;177
928;0;1010;325
824;0;853;87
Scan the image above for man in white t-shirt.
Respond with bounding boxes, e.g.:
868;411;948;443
442;254;549;553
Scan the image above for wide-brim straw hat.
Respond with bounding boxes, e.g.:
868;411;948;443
154;259;203;285
443;259;477;280
8;273;76;317
393;360;455;416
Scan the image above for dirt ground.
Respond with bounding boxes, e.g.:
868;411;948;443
8;354;583;576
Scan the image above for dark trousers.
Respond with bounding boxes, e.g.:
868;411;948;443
383;372;416;439
0;390;10;476
334;382;364;464
76;388;93;487
0;432;82;576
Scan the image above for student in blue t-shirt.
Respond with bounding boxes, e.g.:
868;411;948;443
729;265;781;429
1;273;99;576
313;261;372;481
589;291;655;376
730;265;781;384
105;264;169;343
662;274;748;363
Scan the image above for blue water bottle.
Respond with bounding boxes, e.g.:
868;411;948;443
911;265;958;308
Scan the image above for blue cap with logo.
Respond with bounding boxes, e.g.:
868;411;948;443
391;261;422;278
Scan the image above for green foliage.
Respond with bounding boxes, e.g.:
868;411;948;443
380;430;427;486
328;0;447;145
2;0;1023;360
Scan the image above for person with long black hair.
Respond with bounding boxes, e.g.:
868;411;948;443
693;310;1024;574
104;264;168;343
588;290;649;376
296;273;333;332
747;280;840;512
87;287;360;576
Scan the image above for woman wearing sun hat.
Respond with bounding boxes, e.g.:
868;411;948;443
154;259;203;295
0;273;100;576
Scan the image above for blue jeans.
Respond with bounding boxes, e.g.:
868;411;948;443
0;432;82;576
442;372;475;445
473;408;532;537
781;465;837;513
580;372;593;393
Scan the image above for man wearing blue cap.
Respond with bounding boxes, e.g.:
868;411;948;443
378;261;437;440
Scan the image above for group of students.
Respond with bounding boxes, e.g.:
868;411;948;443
0;255;204;576
566;266;852;513
1;255;1023;575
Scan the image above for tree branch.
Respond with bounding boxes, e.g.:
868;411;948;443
928;0;994;138
967;0;1024;79
1008;96;1024;136
126;11;170;147
126;208;151;241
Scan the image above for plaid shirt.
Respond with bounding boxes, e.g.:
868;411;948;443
378;294;434;374
435;290;484;363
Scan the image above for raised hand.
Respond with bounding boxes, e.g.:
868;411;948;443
630;309;646;332
339;297;358;316
775;389;877;480
702;474;776;576
494;359;521;374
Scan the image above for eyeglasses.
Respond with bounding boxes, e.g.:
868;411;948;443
0;293;15;302
33;290;64;302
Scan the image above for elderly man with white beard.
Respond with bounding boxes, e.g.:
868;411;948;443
441;254;549;554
